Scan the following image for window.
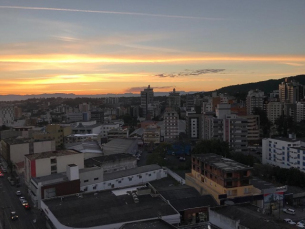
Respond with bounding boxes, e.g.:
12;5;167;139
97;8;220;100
84;180;89;183
51;165;57;171
51;158;56;164
94;177;99;181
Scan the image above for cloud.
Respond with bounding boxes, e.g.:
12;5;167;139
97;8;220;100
155;69;225;77
125;86;173;93
282;62;304;67
0;6;224;20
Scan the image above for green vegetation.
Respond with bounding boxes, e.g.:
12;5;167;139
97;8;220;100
254;164;305;188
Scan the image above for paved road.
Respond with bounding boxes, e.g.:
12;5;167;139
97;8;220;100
0;174;47;229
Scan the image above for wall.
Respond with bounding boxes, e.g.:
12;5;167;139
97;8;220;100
209;209;238;229
36;157;52;177
57;153;84;173
80;168;167;193
33;141;55;154
10;143;30;163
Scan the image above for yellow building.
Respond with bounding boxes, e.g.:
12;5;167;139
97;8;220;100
33;124;71;148
186;154;262;205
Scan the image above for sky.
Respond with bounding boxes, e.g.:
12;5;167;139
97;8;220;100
0;0;305;95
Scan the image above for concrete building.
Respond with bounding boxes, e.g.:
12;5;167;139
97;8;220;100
90;109;104;123
267;101;283;123
164;108;179;141
186;113;203;141
24;149;84;186
143;124;161;144
71;122;102;135
14;106;22;119
246;89;264;115
279;78;304;103
1;138;55;165
79;103;90;112
100;123;120;138
140;85;154;118
262;137;305;172
104;97;119;104
0;106;14;126
107;128;129;141
296;102;305;122
168;88;181;109
209;203;291;229
84;153;137;173
65;133;101;144
186;154;262;205
66;112;84;123
240;115;260;143
33;124;72;148
41;186;180;229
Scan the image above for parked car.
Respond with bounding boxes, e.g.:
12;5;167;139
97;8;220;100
179;157;186;161
283;208;296;215
10;211;18;220
16;190;21;196
21;200;28;206
283;219;296;225
297;222;305;228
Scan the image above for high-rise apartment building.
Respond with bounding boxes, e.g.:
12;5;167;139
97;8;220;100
267;102;283;123
279;78;304;103
246;89;264;115
168;88;180;109
140;85;154;118
164;108;179;140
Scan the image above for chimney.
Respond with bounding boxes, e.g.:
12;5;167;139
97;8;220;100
66;164;79;181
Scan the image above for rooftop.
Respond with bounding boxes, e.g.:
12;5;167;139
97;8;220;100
251;177;275;190
210;203;291;229
150;178;218;211
121;219;177;229
103;138;137;155
43;189;178;228
104;164;162;181
25;149;81;160
3;137;52;145
84;153;136;168
193;154;252;172
268;137;300;143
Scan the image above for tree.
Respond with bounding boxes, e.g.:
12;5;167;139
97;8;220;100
274;115;294;137
253;107;271;137
192;139;231;158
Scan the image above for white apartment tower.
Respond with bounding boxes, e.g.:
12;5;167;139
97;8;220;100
246;89;264;115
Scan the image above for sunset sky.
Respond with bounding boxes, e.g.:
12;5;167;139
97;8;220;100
0;0;305;95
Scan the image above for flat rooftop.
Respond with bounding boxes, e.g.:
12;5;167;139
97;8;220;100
25;149;81;160
210;203;291;229
104;164;162;181
121;219;177;229
193;153;251;172
269;137;300;142
251;177;275;190
3;137;52;145
84;153;136;168
43;189;178;228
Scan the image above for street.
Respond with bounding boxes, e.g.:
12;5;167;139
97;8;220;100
0;174;47;229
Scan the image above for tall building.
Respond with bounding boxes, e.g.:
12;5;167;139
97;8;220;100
168;88;180;109
186;112;203;140
0;106;14;126
186;154;261;205
279;78;304;103
164;108;179;140
246;89;264;115
267;102;283;123
140;85;154;118
79;103;90;112
91;109;104;123
296;102;305;122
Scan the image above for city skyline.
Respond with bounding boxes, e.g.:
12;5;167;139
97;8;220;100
0;0;305;95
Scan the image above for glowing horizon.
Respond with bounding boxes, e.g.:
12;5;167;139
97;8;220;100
0;0;304;95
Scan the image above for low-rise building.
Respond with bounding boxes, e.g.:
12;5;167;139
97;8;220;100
41;186;180;229
103;138;138;155
143;124;161;144
24;149;84;186
186;154;262;205
262;137;305;171
107;128;129;140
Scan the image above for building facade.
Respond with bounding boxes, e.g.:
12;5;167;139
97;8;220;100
140;85;154;118
164;108;179;140
246;89;264;115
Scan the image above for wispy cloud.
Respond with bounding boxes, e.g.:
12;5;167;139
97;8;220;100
0;6;224;20
155;69;225;77
282;62;304;67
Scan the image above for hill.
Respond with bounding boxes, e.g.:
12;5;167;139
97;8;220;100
209;74;305;97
